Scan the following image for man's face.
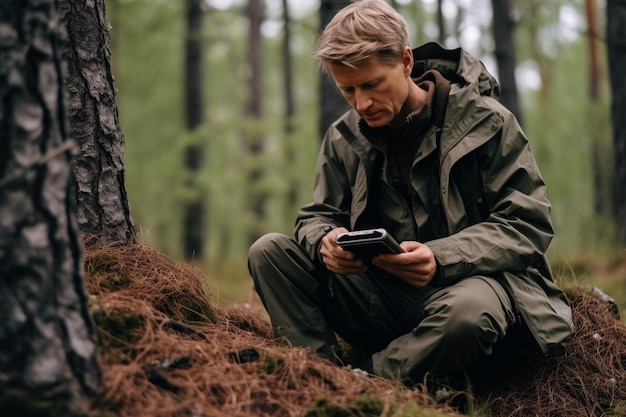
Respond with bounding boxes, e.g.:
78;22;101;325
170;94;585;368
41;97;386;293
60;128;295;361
329;49;414;128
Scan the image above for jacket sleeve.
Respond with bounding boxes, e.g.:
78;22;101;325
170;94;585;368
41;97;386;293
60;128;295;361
427;107;554;283
294;127;353;262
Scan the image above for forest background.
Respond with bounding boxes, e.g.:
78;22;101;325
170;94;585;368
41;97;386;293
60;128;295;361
106;0;621;306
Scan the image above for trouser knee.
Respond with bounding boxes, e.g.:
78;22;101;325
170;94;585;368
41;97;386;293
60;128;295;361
428;281;509;351
248;232;291;262
248;233;294;276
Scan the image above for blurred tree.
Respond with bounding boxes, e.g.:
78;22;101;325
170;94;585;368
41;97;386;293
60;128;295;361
585;0;601;101
318;0;350;137
526;1;552;104
491;0;523;125
0;0;100;413
585;0;612;219
183;0;206;260
243;0;266;244
607;0;626;242
61;0;137;246
282;0;298;207
437;0;445;45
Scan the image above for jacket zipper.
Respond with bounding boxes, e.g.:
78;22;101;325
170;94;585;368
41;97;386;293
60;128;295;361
438;112;495;235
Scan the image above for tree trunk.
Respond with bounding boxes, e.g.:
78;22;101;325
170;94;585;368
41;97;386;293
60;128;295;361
528;0;551;103
491;0;523;125
183;0;206;260
282;0;298;207
585;0;601;101
607;0;626;242
243;0;266;245
586;0;611;218
60;0;137;246
437;0;446;45
0;1;100;414
318;0;351;138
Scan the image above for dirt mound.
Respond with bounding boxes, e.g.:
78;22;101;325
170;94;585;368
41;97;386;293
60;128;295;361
84;243;626;417
477;287;626;416
85;243;458;417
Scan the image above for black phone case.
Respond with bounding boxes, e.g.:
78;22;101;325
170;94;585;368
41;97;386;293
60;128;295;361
335;228;404;262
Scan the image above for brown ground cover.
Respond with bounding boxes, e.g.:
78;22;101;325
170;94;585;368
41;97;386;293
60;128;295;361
84;243;626;417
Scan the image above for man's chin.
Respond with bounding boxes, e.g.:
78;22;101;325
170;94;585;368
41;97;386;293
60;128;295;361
361;116;389;128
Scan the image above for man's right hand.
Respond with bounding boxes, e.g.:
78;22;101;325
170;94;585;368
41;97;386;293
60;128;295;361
319;227;368;274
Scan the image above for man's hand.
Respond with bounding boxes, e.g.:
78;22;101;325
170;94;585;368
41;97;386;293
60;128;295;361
319;227;368;274
371;241;437;287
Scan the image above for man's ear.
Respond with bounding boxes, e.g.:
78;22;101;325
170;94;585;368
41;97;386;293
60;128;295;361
402;46;413;76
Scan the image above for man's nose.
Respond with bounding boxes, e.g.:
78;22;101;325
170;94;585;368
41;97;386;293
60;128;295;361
354;89;372;112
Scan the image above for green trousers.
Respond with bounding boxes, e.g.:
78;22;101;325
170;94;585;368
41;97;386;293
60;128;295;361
248;232;518;383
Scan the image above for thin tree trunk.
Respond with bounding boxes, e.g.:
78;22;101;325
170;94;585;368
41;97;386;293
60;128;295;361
437;0;446;45
0;0;100;413
61;0;136;246
586;0;611;218
607;0;626;242
244;0;266;245
491;0;523;125
183;0;206;260
282;0;298;207
528;0;551;103
318;0;351;138
585;0;601;101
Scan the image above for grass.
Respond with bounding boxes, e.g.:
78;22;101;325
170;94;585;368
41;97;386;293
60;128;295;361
551;247;626;318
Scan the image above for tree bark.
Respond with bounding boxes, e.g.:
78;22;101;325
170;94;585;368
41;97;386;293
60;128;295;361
318;0;351;138
60;0;137;246
282;0;298;207
585;0;601;101
0;0;100;414
183;0;206;260
607;0;626;242
244;0;266;245
586;0;611;218
491;0;523;125
437;0;446;45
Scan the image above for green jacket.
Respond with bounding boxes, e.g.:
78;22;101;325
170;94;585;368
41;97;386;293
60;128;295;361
295;42;573;352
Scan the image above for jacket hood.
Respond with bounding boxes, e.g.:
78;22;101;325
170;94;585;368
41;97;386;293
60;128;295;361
411;42;500;100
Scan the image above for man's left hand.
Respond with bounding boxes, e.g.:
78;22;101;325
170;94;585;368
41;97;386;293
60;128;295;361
371;241;437;287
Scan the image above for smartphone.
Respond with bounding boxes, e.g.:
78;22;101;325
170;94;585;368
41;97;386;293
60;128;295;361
335;228;404;262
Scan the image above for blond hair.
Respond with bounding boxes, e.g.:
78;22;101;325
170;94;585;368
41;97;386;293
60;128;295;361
314;0;410;73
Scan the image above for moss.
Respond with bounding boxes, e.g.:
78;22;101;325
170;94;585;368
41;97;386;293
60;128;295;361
354;393;385;415
304;397;353;417
91;306;143;361
84;252;135;292
608;401;626;416
259;355;285;374
305;395;459;417
303;394;386;417
0;396;65;417
164;295;216;323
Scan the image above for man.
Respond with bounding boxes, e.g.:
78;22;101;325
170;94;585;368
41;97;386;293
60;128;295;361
248;0;573;385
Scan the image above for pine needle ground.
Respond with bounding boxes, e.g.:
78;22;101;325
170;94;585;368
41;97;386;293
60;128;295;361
84;243;626;417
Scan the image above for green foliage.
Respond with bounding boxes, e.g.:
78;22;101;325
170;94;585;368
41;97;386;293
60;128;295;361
106;0;619;307
108;0;321;263
523;37;615;255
